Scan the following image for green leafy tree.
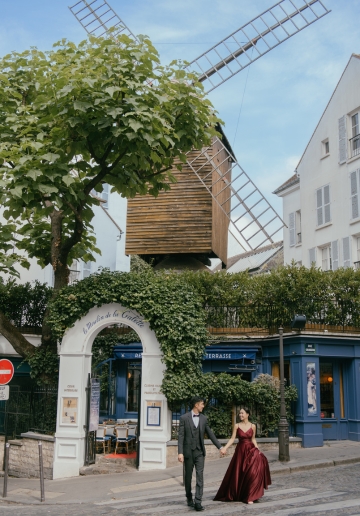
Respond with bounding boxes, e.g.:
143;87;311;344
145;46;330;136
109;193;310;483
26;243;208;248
0;34;219;358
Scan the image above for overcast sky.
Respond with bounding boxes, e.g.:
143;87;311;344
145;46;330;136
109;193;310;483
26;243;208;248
2;0;360;256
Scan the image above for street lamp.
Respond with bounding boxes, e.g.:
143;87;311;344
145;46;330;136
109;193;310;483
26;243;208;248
278;315;306;462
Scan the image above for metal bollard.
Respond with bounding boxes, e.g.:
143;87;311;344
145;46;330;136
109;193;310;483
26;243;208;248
38;441;45;502
3;442;9;498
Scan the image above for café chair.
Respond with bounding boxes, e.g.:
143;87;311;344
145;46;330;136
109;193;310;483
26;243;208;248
115;427;134;454
96;427;111;454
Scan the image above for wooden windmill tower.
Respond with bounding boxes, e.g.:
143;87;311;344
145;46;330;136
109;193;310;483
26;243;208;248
70;0;330;269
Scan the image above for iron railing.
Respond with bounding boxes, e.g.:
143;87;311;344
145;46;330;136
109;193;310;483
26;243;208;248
0;384;57;440
205;299;360;334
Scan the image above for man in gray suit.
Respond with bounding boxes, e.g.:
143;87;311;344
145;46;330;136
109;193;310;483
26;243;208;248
178;396;225;511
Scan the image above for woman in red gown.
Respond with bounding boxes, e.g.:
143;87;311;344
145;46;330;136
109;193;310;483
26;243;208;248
214;407;271;504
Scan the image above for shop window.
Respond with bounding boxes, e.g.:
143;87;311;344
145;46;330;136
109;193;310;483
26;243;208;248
127;362;141;413
320;362;334;418
271;361;290;385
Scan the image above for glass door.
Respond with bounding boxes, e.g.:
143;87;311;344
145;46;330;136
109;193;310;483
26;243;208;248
320;360;347;440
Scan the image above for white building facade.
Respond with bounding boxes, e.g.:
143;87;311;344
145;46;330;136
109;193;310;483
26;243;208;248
1;188;130;287
275;54;360;270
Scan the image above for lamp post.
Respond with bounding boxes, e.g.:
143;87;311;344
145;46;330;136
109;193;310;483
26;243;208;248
278;326;289;462
278;315;306;462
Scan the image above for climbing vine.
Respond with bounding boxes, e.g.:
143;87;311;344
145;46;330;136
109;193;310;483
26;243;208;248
48;268;208;376
46;268;297;436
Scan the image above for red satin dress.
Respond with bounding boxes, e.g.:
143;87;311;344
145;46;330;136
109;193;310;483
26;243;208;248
214;426;271;503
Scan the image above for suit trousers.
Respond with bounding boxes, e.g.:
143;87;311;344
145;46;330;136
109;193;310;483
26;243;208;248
184;449;205;504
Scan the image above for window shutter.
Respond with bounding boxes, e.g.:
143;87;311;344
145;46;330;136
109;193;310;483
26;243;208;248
309;247;316;266
323;185;331;223
289;212;296;247
343;237;351;268
351;170;359;219
331;240;339;270
316;188;323;226
339;115;347;164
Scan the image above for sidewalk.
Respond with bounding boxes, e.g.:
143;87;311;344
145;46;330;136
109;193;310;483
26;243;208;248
0;440;359;506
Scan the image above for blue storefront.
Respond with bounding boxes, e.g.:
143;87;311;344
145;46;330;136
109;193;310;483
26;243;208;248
261;333;360;447
98;342;263;422
98;333;360;447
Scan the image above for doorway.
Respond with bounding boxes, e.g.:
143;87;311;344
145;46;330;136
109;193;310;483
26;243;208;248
320;360;347;440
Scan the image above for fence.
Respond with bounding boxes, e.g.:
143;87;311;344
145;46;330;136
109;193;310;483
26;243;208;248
205;298;360;335
0;384;58;440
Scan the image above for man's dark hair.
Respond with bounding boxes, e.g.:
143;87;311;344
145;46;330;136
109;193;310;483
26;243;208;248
190;396;205;409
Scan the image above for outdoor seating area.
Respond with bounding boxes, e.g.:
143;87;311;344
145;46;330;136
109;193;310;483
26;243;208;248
96;421;137;455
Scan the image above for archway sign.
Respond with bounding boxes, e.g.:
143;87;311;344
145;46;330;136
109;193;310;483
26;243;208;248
53;303;171;479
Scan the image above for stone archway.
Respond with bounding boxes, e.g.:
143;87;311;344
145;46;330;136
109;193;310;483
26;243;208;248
53;303;171;479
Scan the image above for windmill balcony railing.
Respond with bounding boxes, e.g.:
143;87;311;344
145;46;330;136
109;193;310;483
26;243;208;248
205;300;360;336
350;134;360;158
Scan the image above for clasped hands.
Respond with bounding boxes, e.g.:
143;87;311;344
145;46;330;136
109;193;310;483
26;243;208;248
177;448;227;463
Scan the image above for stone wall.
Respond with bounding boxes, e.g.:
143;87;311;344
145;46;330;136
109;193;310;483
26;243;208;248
166;437;302;468
8;432;54;480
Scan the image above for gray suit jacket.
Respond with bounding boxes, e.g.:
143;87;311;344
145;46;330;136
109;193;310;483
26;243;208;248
178;412;222;458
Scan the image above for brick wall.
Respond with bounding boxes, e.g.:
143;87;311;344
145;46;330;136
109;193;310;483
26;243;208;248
8;432;54;480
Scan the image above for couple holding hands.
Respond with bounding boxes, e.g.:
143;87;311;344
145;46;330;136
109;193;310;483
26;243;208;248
178;396;271;511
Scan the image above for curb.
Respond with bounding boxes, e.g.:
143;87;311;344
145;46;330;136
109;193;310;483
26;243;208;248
271;456;360;475
1;456;360;506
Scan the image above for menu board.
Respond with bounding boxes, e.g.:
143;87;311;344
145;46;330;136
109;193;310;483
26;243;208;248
62;397;78;425
146;401;162;427
89;378;101;432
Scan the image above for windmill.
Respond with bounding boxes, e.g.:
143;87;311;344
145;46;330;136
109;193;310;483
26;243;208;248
69;0;330;268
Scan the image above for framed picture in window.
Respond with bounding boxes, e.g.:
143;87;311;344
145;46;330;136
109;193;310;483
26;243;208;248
146;401;162;427
306;362;317;416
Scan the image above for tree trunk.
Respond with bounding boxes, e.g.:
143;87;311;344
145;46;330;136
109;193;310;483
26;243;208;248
41;209;70;347
0;312;35;358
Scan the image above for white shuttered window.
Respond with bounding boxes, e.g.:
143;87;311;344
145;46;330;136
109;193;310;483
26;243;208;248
350;170;360;219
331;240;339;270
316;185;331;226
309;247;316;266
342;237;351;268
322;246;331;271
289;212;295;247
339;115;347;164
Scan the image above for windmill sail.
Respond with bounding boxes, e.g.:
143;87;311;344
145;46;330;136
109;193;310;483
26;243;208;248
69;0;138;41
187;138;284;252
68;0;329;253
186;0;330;93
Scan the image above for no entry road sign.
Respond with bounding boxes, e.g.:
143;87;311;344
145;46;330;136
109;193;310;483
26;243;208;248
0;359;14;385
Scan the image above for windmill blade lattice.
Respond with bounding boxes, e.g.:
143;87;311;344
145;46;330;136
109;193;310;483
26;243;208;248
186;0;330;93
186;138;285;252
69;0;138;41
68;0;329;252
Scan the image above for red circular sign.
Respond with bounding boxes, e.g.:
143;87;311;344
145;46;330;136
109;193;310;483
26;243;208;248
0;359;14;385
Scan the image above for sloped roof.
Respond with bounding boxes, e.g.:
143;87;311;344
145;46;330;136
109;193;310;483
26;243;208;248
273;173;299;195
226;241;283;273
295;53;360;171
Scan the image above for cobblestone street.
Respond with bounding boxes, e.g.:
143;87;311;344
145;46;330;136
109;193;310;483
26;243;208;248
1;462;360;516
